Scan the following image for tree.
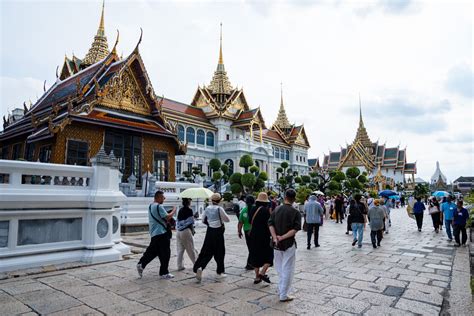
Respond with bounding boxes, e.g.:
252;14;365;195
182;165;206;183
414;183;429;198
241;173;257;192
209;158;221;172
212;171;222;193
239;155;254;173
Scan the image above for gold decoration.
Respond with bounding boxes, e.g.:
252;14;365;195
82;0;109;66
102;68;150;115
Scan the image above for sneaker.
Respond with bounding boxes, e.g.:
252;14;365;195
345;231;349;235
418;229;421;232
216;273;227;279
352;239;357;246
177;267;185;271
280;296;294;302
195;268;202;282
136;263;143;278
160;273;174;280
377;243;381;247
385;231;389;234
315;244;320;247
448;238;453;242
307;245;310;250
357;245;362;248
372;244;377;248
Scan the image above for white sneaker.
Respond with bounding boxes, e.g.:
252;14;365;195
160;273;174;280
216;273;227;279
196;268;202;283
136;263;143;278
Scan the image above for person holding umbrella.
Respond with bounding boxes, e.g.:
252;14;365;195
176;198;198;271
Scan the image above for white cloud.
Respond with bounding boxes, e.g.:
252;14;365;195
0;76;43;120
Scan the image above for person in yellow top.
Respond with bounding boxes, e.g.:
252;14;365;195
238;195;255;270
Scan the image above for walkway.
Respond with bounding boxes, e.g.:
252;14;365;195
1;207;472;315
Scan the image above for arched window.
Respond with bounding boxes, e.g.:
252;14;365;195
206;132;214;147
275;147;280;159
186;127;195;143
224;159;234;174
197;129;205;145
285;150;290;161
177;125;185;142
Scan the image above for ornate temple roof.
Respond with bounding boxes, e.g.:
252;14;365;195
273;84;291;130
207;25;233;96
82;1;109;66
353;100;372;148
430;161;447;183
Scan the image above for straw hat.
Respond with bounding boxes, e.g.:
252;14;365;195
256;192;269;203
374;199;381;206
211;193;222;202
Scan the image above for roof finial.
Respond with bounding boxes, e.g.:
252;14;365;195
98;0;105;36
359;92;364;128
280;81;283;107
219;22;224;65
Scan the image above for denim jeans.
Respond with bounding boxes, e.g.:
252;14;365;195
351;223;364;246
445;219;453;240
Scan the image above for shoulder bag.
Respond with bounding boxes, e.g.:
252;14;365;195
217;207;226;232
149;205;172;239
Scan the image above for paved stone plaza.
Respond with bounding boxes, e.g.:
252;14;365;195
1;207;472;315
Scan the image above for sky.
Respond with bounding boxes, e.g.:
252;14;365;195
1;0;473;182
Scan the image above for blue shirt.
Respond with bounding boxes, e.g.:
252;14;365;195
441;202;456;221
453;207;469;226
304;198;324;224
148;202;169;237
413;201;425;214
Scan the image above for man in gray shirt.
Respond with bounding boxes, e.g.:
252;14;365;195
367;199;386;248
304;194;324;249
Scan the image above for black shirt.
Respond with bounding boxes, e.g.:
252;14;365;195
268;204;301;251
177;206;193;221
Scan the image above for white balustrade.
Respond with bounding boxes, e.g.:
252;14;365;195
0;159;130;273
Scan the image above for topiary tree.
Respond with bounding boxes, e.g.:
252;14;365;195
241;173;257;192
229;172;242;185
230;183;243;195
209;158;221;172
212;171;222;193
239;154;254;173
249;165;259;174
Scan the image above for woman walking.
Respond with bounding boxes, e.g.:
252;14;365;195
248;192;274;284
428;198;441;233
367;199;385;248
238;195;255;270
193;193;230;282
176;198;198;271
413;197;425;232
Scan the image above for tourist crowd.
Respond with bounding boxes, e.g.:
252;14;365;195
135;188;469;302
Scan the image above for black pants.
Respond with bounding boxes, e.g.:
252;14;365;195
244;231;252;267
431;212;441;230
370;230;383;245
414;213;423;230
193;226;225;274
453;224;467;245
138;233;170;276
335;209;343;223
307;223;320;246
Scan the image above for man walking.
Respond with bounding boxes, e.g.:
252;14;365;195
304;194;324;249
269;189;301;302
413;197;425;232
441;196;456;241
137;190;176;279
453;200;469;247
335;195;344;223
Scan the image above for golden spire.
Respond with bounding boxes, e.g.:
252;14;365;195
208;23;232;96
218;22;224;65
98;0;105;36
83;0;109;66
274;82;291;130
354;95;373;148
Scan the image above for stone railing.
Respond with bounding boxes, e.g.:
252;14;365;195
0;153;130;273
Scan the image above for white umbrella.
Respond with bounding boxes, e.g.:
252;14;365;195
180;187;214;199
313;190;325;196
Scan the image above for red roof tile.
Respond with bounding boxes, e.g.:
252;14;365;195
161;98;208;121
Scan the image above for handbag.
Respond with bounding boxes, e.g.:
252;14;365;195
428;205;440;215
149;205;172;239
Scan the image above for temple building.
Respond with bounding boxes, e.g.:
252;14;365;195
0;4;185;184
430;161;449;191
320;104;417;188
160;27;310;183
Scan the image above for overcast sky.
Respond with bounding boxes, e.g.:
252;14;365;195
1;0;472;182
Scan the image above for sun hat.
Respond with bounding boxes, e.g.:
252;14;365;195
256;192;269;203
211;193;222;202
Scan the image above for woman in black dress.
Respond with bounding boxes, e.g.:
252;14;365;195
248;192;274;284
